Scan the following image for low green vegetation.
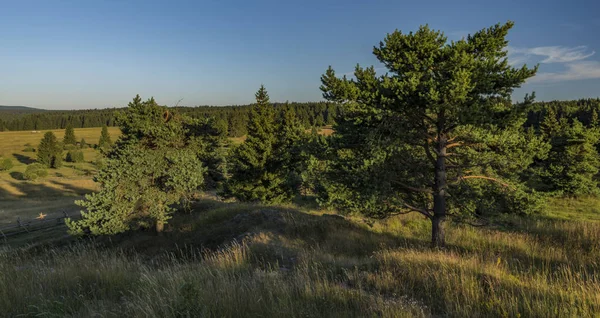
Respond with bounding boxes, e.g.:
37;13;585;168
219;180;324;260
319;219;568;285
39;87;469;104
23;163;48;180
0;158;13;171
65;150;84;163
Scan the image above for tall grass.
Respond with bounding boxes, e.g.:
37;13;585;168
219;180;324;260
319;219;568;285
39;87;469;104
1;198;599;317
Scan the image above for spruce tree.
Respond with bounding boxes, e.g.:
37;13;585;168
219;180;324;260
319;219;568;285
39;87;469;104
80;138;88;149
541;107;561;137
67;95;209;235
63;124;77;145
222;85;288;203
542;119;600;195
98;125;112;149
37;131;63;168
275;107;308;196
319;22;546;247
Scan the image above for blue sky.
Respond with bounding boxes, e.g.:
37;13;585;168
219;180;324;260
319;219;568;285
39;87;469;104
0;0;598;109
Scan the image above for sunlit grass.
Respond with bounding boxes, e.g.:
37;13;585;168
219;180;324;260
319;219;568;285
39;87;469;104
1;197;599;316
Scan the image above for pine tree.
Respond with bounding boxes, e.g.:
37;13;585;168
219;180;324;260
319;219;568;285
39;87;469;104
222;85;289;203
542;119;600;195
541;107;561;137
80;138;88;149
37;131;63;168
98;125;112;149
67;95;209;235
275;107;309;196
319;22;545;247
591;109;599;127
63;124;77;145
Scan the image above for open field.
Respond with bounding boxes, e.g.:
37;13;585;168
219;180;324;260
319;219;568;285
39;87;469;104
0;127;121;223
0;126;331;223
1;197;599;316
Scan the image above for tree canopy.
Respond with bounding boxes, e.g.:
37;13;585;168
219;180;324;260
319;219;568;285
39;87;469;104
63;124;77;145
318;22;546;247
67;95;223;235
222;86;291;203
37;131;63;168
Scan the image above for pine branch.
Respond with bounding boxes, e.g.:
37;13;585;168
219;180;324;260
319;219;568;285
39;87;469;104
392;180;433;194
402;202;433;218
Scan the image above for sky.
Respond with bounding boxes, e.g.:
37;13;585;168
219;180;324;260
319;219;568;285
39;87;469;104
0;0;598;109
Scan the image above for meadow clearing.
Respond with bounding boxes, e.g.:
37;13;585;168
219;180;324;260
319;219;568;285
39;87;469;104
0;127;121;223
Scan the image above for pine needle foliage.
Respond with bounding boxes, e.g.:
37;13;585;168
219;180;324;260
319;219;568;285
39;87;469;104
67;95;216;235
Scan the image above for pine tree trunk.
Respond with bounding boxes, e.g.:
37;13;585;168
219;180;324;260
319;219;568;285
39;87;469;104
432;133;447;248
156;220;164;233
431;213;446;248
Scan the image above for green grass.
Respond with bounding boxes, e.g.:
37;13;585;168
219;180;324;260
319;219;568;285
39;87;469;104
1;197;599;317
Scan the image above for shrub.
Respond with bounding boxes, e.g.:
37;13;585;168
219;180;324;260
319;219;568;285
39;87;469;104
23;163;48;181
0;158;13;171
93;155;106;169
23;145;36;152
66;150;85;163
80;138;88;149
64;144;78;151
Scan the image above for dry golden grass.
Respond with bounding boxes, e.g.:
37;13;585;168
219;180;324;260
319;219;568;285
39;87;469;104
0;127;117;223
1;198;599;317
0;127;121;158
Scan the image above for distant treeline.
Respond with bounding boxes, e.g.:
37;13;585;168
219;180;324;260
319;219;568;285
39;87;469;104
525;98;600;129
2;98;600;136
0;102;340;137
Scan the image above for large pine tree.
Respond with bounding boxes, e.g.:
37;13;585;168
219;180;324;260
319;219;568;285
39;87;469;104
319;22;547;247
67;95;210;235
222;85;289;203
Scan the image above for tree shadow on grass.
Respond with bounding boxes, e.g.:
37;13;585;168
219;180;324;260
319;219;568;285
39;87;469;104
9;171;24;180
96;198;428;263
12;153;35;165
49;180;93;196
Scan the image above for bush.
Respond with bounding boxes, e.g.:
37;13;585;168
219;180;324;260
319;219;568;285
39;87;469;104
93;155;106;169
23;146;36;152
64;144;78;151
66;150;85;163
0;158;13;171
23;163;48;181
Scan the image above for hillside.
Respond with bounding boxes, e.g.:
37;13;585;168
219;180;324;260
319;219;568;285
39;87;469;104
1;197;599;317
0;105;45;116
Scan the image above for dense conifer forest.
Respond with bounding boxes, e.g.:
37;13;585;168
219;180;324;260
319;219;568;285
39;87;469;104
0;102;340;137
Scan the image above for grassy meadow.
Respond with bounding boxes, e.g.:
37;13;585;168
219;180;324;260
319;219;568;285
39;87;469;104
0;197;599;317
1;126;599;317
0;127;121;223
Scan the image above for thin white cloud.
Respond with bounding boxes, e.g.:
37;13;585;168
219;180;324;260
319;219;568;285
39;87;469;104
508;45;600;83
510;45;595;63
529;61;600;83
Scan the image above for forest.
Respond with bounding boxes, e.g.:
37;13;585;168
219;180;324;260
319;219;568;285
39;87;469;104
2;21;600;317
0;102;340;137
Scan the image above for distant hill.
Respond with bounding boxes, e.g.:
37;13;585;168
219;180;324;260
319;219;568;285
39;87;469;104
0;105;45;112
